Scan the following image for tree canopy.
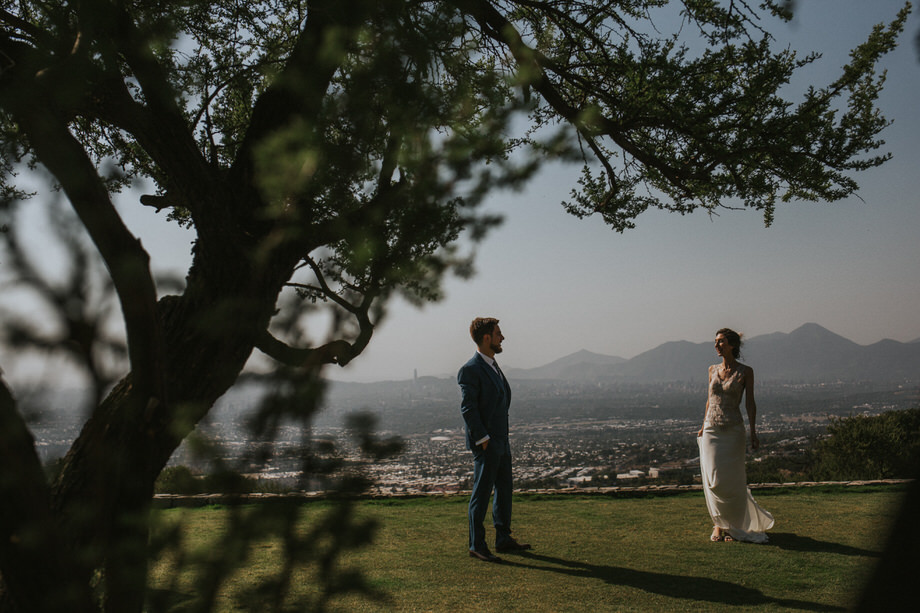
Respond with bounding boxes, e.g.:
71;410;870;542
0;1;911;611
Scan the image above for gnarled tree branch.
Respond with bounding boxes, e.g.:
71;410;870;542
4;89;166;405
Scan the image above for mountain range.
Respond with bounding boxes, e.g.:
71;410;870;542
503;323;920;383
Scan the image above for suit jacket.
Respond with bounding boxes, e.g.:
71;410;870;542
458;353;512;453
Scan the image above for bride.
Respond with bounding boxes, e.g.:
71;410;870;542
697;328;774;543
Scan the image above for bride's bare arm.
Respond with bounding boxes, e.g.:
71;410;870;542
745;367;760;450
698;366;713;437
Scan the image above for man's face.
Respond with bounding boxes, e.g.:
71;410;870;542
487;325;504;354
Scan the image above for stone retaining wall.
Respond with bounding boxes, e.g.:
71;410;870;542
151;479;912;508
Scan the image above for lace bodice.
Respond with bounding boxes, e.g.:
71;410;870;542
706;363;747;426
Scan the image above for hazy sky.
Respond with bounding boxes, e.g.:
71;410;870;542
7;2;916;386
316;1;920;381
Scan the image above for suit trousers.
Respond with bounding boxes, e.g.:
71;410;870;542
468;444;513;551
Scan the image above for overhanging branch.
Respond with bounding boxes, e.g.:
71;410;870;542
255;332;355;368
255;297;375;367
462;0;696;197
231;0;372;183
8;93;167;404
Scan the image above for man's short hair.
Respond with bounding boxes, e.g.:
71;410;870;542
470;317;499;346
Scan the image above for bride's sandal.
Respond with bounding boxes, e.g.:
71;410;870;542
710;528;724;542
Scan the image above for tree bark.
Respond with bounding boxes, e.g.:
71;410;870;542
0;378;96;612
44;233;301;612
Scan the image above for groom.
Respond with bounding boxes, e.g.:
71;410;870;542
458;317;531;562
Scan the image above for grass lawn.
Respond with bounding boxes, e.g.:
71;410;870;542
147;485;904;612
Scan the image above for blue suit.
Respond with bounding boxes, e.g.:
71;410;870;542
458;353;514;552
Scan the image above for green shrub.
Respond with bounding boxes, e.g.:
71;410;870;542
746;450;817;483
813;408;920;480
155;466;203;494
201;469;256;494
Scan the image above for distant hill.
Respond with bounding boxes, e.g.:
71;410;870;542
509;323;920;383
196;323;918;435
506;349;626;380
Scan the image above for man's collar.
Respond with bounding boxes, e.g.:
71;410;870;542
476;350;495;366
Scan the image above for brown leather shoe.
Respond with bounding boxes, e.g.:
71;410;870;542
469;549;502;563
496;538;532;553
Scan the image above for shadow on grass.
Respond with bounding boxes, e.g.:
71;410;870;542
146;588;197;612
767;533;879;557
505;552;845;612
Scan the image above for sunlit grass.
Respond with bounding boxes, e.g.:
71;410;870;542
148;485;903;612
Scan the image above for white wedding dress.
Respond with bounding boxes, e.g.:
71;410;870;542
698;363;774;543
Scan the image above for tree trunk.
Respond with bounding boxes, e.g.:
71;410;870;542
0;379;97;612
38;243;300;612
